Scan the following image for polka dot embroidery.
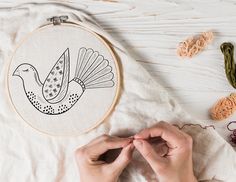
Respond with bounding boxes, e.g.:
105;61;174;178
26;91;81;115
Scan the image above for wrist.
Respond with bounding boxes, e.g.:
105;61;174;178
180;174;197;182
162;173;196;182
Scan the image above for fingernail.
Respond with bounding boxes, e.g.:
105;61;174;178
125;143;132;150
130;143;134;150
134;139;143;146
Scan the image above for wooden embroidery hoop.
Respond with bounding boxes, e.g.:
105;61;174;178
7;16;121;137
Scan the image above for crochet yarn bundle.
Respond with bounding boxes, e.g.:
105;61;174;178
210;93;236;120
177;31;214;58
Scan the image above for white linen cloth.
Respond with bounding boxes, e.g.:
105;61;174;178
0;2;235;182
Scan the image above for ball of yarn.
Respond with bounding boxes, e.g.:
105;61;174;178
177;31;214;58
227;121;236;146
210;93;236;120
231;130;236;145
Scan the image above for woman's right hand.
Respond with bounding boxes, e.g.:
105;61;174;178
133;121;197;182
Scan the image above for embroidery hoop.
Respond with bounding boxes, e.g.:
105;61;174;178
7;16;121;136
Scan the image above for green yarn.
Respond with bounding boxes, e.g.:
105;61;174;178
220;42;236;89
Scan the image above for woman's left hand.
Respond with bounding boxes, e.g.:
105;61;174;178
75;134;134;182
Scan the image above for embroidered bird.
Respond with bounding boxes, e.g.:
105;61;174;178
12;48;115;115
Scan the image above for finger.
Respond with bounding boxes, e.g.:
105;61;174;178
134;121;187;148
152;142;169;157
133;139;167;171
87;135;131;149
86;135;132;158
111;143;134;173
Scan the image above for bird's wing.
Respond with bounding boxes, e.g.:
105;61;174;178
42;48;70;103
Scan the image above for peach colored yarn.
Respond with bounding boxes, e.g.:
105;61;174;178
177;31;214;58
211;93;236;120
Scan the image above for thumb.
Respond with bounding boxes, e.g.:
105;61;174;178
133;139;167;172
111;143;134;173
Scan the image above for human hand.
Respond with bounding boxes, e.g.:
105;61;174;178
75;134;134;182
133;121;197;182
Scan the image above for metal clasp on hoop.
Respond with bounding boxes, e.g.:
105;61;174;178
47;16;69;25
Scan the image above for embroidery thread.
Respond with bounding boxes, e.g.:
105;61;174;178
220;42;236;89
210;93;236;120
177;31;213;58
174;123;215;130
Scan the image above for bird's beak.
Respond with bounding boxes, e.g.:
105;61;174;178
12;68;20;77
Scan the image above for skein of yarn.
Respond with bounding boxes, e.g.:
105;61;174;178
210;93;236;120
177;31;214;58
220;42;236;89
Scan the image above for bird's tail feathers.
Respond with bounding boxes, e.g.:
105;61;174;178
74;47;114;90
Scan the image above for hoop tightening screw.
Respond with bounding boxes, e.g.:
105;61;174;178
47;16;69;25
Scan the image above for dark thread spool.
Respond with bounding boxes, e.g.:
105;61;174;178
227;121;236;146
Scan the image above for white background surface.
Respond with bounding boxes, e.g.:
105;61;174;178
2;0;236;140
0;2;235;182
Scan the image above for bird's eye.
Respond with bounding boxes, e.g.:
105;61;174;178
22;69;29;72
